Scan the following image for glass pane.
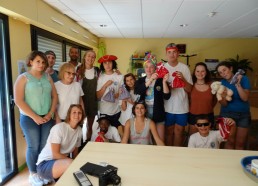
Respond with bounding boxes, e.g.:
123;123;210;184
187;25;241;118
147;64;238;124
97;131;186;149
0;17;16;184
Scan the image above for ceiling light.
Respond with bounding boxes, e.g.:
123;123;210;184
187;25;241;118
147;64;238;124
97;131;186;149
70;28;79;34
51;17;64;26
91;39;97;43
100;24;107;27
180;24;188;27
208;12;217;17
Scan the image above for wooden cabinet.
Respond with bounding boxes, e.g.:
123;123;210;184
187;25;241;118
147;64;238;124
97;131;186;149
249;90;258;107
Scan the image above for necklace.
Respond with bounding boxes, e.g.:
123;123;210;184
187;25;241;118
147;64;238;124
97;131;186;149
196;82;205;85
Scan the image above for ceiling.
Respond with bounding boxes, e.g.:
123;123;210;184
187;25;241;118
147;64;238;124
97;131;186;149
43;0;258;38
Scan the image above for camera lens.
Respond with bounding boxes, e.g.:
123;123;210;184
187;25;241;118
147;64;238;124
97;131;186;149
109;172;121;185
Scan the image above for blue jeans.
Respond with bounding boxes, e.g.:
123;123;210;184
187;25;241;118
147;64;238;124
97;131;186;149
20;114;54;173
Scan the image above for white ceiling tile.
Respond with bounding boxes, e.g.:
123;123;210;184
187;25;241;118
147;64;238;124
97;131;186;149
43;0;258;38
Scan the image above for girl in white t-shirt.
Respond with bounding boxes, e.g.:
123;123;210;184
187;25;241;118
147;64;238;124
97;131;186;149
96;55;123;128
36;104;85;181
55;63;84;123
119;73;140;127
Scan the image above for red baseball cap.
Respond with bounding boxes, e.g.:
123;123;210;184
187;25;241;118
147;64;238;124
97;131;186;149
98;55;118;63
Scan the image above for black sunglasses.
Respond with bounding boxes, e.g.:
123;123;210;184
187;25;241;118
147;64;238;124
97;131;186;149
196;122;210;127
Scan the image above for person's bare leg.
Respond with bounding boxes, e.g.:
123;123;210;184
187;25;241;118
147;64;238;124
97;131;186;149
189;125;198;136
156;123;165;142
224;125;237;149
86;116;95;141
173;124;185;146
52;159;73;179
235;127;249;150
165;125;174;146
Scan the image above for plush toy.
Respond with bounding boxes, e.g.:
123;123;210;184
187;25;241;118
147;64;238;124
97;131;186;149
210;81;233;101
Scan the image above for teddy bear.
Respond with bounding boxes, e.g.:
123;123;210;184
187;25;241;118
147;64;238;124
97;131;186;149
210;81;233;101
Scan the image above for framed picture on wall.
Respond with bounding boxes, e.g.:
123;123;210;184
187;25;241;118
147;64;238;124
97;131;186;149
176;44;186;54
17;60;27;74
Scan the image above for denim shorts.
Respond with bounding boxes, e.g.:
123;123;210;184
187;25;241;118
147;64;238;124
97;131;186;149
146;105;154;119
165;112;188;127
220;112;251;128
37;160;56;180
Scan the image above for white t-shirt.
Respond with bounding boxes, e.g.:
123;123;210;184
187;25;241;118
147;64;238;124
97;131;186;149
119;90;140;126
164;62;193;114
97;72;123;115
85;68;95;79
36;122;82;165
91;125;121;142
55;81;84;120
188;130;225;149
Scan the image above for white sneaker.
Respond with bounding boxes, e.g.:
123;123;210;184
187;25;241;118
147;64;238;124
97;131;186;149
42;178;53;185
29;173;43;186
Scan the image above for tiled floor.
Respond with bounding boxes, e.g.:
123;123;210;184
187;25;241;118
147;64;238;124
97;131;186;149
3;167;55;186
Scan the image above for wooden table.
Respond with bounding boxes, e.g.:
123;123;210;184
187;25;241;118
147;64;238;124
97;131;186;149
56;142;258;186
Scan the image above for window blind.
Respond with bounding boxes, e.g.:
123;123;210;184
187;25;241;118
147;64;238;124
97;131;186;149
37;35;63;71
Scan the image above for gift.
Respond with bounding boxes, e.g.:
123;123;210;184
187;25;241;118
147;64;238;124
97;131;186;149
95;132;105;142
118;84;131;100
156;62;169;78
103;88;115;103
171;71;185;88
230;69;245;84
217;117;231;140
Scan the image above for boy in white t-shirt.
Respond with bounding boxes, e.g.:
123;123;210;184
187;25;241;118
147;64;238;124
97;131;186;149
91;115;121;143
188;115;236;149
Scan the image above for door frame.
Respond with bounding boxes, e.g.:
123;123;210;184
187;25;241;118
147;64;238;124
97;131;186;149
0;13;18;185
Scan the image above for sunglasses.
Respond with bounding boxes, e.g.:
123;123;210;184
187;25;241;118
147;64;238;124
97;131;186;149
196;122;210;127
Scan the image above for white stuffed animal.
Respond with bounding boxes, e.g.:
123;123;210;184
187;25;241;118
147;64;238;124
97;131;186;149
210;81;233;101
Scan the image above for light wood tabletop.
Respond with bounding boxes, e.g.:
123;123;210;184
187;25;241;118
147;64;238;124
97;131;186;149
56;142;258;186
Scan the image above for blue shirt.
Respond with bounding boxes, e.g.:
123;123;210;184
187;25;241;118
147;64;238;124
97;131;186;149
220;76;250;113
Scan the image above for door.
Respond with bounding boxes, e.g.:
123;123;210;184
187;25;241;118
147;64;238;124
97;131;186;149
0;13;18;185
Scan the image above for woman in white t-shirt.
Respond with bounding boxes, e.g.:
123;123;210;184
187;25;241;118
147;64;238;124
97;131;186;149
36;104;85;181
96;55;123;128
78;50;100;141
119;73;140;127
55;63;84;123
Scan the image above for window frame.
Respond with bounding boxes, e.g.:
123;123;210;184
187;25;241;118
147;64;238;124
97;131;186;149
30;25;91;62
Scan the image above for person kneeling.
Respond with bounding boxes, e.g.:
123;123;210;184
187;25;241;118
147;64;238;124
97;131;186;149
36;104;85;182
91;115;121;143
188;114;235;149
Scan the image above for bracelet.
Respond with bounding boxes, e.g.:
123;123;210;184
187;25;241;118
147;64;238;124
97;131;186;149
50;111;54;119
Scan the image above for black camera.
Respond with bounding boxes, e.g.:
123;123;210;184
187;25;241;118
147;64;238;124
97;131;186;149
80;162;121;186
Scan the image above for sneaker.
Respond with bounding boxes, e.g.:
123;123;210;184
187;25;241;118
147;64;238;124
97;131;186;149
29;173;43;186
42;178;53;185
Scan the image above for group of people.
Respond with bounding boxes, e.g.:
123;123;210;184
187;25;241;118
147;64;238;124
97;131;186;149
13;43;252;186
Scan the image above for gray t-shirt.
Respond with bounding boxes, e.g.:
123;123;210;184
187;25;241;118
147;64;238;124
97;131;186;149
129;118;152;145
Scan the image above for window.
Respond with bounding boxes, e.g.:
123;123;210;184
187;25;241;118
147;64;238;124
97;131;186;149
31;25;91;70
0;13;18;185
37;35;62;71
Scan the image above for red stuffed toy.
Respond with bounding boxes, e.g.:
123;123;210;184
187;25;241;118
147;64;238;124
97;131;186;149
217;117;231;140
171;71;185;88
95;132;105;142
155;62;169;78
